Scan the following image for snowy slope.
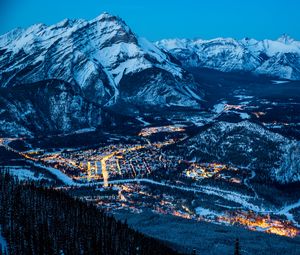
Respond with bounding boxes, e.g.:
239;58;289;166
181;121;300;184
156;35;300;80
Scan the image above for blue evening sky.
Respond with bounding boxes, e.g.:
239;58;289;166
1;0;299;41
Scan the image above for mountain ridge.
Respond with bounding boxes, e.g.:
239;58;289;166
0;12;203;136
156;35;300;80
0;12;202;107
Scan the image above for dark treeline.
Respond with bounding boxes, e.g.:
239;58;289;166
0;173;182;255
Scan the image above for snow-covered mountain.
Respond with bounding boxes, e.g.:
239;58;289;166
156;35;300;80
0;13;203;136
0;13;202;107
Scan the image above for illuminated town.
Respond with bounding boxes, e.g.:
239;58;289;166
219;211;299;237
0;125;299;239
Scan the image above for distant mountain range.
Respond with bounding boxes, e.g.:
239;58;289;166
0;12;299;136
156;35;300;80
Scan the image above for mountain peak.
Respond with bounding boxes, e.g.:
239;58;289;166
0;12;201;112
277;34;294;44
55;18;71;28
92;12;119;23
90;12;131;34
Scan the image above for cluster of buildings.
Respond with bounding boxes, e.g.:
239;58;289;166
183;162;237;181
38;140;180;184
218;211;300;238
94;183;194;221
138;125;186;137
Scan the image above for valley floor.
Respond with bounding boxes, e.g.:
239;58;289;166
115;210;300;255
0;100;300;253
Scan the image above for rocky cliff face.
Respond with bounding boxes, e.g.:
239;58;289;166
0;80;102;137
0;13;203;136
0;13;202;107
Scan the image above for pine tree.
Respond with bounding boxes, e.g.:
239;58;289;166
234;238;240;255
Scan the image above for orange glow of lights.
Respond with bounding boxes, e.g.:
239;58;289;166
219;211;299;238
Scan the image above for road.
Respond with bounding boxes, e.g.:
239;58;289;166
1;137;300;228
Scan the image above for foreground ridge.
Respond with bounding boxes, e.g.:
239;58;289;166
0;172;182;255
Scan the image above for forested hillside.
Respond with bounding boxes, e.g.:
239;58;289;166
0;173;181;255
